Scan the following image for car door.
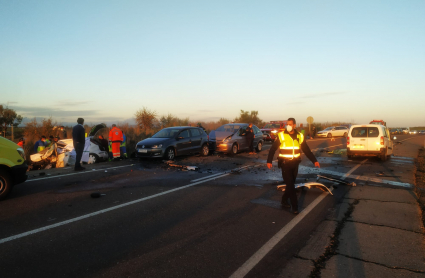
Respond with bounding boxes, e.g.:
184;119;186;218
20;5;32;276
236;127;248;150
383;127;393;155
189;128;202;153
334;127;342;136
252;125;262;146
175;129;191;155
367;126;380;151
350;126;368;151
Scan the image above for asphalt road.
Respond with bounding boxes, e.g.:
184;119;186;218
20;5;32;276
1;135;423;278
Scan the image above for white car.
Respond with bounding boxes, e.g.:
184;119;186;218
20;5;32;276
316;126;349;138
409;130;418;135
59;138;108;163
401;127;410;134
347;124;393;161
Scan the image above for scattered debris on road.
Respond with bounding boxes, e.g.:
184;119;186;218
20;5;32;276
90;192;106;198
316;174;356;186
164;161;200;171
277;182;333;195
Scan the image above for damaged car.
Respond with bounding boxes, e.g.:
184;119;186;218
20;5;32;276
30;124;109;169
208;123;263;154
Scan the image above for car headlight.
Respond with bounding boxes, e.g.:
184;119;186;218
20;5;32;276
17;148;25;159
151;144;162;149
223;136;232;143
271;130;277;133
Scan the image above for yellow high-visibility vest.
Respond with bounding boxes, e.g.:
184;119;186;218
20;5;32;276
278;131;304;160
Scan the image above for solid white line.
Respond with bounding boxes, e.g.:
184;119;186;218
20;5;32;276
228;159;365;278
341;159;367;178
191;165;258;183
191;172;227;182
25;164;134;182
0;173;230;245
298;162;413;188
229;191;330;278
311;143;344;152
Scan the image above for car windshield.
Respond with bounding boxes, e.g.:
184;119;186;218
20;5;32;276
263;124;280;129
323;127;334;131
216;124;241;133
152;129;180;138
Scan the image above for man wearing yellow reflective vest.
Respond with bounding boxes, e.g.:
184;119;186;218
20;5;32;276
267;117;320;214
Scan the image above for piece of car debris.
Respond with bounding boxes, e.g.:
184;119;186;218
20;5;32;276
277;182;333;195
90;192;106;198
167;163;199;171
316;175;356;186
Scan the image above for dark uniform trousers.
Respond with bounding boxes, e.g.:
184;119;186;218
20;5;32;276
74;142;84;169
280;159;300;209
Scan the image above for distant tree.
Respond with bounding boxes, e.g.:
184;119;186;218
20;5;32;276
218;117;230;125
135;107;157;132
233;110;263;126
160;113;176;128
0;105;23;135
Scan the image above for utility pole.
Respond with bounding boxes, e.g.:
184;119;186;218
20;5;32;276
11;124;14;141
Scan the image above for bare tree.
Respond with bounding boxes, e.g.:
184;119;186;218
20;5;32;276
135;107;157;132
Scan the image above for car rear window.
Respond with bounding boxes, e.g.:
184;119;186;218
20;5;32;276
351;127;379;138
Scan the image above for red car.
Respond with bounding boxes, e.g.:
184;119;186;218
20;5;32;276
261;121;287;141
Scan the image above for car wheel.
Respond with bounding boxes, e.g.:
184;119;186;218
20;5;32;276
380;148;387;162
165;147;175;160
0;170;12;201
89;153;99;164
256;141;263;152
327;133;332;138
201;144;209;156
230;143;238;155
343;132;348;137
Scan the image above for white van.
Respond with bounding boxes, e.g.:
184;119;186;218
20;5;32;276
347;124;393;161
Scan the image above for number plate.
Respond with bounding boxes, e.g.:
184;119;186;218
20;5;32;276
138;149;147;153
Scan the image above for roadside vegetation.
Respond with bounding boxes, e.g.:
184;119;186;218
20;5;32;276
4;109;266;159
414;148;425;229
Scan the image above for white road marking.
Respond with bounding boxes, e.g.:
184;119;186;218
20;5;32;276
25;164;135;182
298;165;413;188
229;159;366;278
229;192;330;278
311;143;345;152
0;173;230;245
191;172;227;182
190;164;261;183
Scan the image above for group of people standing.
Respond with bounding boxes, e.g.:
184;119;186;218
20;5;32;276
32;126;67;153
72;118;126;171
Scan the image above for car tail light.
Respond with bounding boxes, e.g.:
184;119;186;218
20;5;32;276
380;136;384;145
347;137;350;145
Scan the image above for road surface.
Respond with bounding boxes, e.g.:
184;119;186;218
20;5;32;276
1;135;423;277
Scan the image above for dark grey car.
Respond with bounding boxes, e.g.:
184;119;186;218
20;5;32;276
208;123;264;154
135;127;209;160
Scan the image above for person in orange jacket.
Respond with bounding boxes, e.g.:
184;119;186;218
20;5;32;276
108;124;123;160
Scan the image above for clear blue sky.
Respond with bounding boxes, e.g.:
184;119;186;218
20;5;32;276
1;0;424;127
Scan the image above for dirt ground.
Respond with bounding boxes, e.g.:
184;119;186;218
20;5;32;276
414;147;425;228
